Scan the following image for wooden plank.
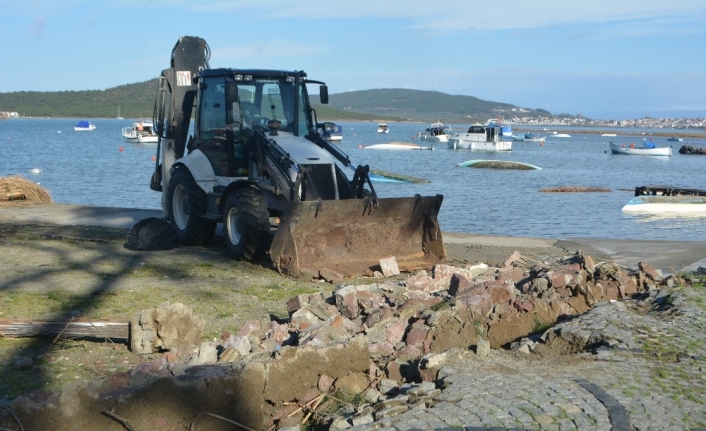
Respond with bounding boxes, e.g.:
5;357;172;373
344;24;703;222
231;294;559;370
0;319;129;340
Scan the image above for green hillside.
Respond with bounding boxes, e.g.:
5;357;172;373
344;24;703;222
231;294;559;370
0;80;553;122
319;88;552;123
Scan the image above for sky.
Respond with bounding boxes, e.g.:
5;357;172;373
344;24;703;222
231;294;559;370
1;0;705;121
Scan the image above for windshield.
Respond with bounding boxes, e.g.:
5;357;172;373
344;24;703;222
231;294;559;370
235;77;308;135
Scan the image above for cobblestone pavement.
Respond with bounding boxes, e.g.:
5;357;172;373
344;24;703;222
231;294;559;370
338;285;706;431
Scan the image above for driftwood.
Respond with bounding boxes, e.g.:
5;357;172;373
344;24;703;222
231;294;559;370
0;318;129;340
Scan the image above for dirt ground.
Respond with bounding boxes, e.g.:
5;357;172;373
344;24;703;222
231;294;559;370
0;219;587;402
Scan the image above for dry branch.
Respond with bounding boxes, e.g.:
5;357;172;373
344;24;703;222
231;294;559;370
0;319;129;340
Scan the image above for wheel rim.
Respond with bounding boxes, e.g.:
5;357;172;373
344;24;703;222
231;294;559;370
172;184;189;230
225;205;242;246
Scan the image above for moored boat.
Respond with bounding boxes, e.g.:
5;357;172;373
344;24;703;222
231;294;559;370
448;124;512;151
322;124;343;142
417;122;451;143
609;141;672;156
513;133;546;143
122;120;158;143
74;120;96;131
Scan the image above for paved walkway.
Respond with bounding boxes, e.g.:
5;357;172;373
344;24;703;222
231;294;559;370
338;289;706;431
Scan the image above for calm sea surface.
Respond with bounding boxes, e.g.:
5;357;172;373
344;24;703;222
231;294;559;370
2;118;706;241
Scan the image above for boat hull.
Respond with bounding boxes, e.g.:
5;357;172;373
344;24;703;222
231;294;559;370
609;143;672;156
622;196;706;213
448;138;511;151
364;143;433;150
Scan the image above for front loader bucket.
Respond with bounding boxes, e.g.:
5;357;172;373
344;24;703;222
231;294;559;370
270;195;445;278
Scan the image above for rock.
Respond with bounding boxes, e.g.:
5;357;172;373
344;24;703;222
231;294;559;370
14;355;33;370
334;285;359;319
379;256;400;277
476;338;491;357
320;267;344;284
131;302;205;354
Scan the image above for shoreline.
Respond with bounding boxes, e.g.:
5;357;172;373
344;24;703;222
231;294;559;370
1;202;705;273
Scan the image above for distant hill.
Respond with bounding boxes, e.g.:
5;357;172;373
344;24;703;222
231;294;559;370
318;88;552;123
0;79;160;119
0;80;554;122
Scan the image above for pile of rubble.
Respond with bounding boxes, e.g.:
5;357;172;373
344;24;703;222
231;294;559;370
11;251;677;430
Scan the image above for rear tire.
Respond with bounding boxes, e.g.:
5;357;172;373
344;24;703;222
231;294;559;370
167;168;216;246
223;187;271;261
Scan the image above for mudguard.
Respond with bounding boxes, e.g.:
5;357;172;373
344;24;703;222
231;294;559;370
269;195;445;277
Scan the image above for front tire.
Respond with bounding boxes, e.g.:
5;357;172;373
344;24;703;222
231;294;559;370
167;168;216;246
222;187;271;261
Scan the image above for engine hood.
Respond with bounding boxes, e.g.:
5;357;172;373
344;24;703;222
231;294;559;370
267;132;337;165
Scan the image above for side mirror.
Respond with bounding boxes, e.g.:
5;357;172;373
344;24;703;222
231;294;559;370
319;85;329;104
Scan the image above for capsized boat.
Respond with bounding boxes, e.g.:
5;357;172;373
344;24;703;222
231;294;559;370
122;120;158;143
457;160;541;170
623;185;706;213
74;120;96;131
609;141;672;156
448;124;512;151
417;122;451;143
363;142;433;150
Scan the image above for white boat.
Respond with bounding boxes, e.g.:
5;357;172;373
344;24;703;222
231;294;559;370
363;142;433;150
377;123;389;134
74;120;96;131
122;120;159;144
484;118;514;141
609;142;672;156
623;185;706;213
322;124;343;142
622;195;706;213
417;122;451;143
551;132;571;138
513;133;546;143
448;124;512;151
601;133;617;137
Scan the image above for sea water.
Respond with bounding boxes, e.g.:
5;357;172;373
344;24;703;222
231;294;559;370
1;118;705;241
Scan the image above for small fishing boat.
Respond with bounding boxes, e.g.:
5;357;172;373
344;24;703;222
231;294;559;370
513;133;546;143
417;122;452;143
609;141;672;156
377;123;389;134
74;120;96;131
448;124;512;151
321;124;343;142
122;120;158;143
457;160;542;170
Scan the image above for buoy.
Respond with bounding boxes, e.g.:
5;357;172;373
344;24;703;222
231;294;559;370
119;147;124;152
151;156;156;162
357;145;363;149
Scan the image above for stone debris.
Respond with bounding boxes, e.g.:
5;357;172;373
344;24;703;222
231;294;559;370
11;250;688;431
132;250;677;428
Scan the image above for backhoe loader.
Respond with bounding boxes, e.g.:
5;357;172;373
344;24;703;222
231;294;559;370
149;36;445;277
